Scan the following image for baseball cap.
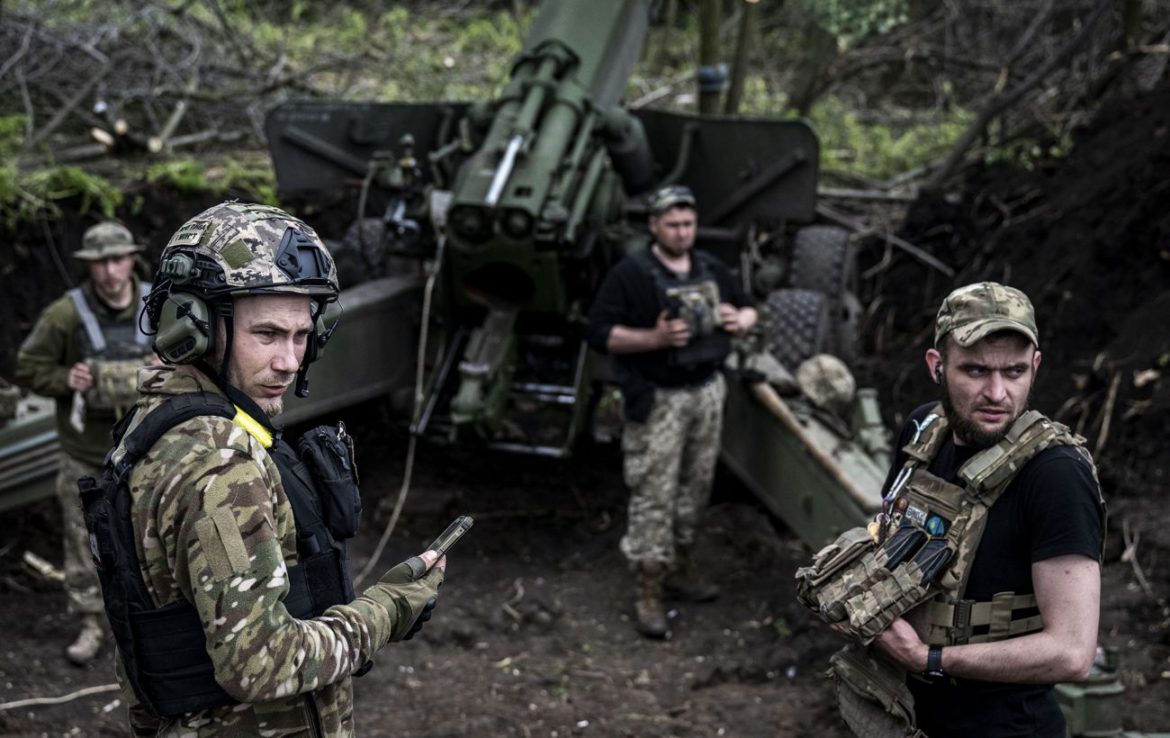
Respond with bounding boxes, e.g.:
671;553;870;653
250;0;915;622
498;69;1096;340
934;281;1039;348
74;221;143;261
648;185;696;215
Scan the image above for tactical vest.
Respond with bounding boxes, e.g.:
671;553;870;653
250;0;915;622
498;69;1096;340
797;406;1103;646
638;249;731;368
68;282;153;412
79;392;362;718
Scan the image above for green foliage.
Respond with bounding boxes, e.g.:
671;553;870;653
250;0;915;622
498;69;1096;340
809;96;973;180
0;115;26;158
792;0;909;46
147;160;208;193
219;161;278;205
0;165;122;228
771;617;793;638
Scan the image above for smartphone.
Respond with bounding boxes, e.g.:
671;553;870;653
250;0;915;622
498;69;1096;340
427;515;474;556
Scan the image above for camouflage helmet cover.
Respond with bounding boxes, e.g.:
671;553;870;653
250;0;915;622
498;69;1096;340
160;201;339;300
75;221;143;260
934;281;1038;349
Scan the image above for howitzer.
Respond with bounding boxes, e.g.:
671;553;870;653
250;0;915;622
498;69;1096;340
4;0;884;550
264;0;885;547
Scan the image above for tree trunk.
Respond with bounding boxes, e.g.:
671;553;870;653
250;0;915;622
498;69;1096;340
725;0;765;115
699;0;723;114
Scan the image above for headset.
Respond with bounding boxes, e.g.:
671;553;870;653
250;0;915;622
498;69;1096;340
143;232;340;396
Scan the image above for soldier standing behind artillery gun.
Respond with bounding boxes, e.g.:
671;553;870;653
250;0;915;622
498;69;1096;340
586;185;758;638
796;282;1104;737
14;222;153;665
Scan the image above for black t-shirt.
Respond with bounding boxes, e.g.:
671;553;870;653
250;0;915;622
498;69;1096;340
585;246;753;389
881;403;1103;738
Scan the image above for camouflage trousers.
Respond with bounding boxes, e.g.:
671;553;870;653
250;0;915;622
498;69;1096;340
56;453;104;615
620;373;726;566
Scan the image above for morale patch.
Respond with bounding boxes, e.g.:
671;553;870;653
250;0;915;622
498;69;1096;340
220;239;255;270
925;514;948;536
194;507;250;579
168;220;210;247
905;504;928;526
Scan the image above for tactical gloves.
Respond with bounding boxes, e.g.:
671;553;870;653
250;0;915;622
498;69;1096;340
362;556;444;644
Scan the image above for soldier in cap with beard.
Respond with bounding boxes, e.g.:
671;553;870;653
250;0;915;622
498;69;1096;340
865;282;1105;737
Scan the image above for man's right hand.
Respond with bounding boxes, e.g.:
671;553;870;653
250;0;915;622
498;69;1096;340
654;310;691;349
67;362;93;392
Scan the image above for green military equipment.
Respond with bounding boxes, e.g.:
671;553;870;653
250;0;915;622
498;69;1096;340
85;358;144;413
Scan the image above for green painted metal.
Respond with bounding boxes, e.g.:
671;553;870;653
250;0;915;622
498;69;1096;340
0;397;59;513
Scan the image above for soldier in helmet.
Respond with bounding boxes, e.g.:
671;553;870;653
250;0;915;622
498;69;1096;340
586;185;758;638
801;282;1104;738
80;203;445;736
15;221;154;665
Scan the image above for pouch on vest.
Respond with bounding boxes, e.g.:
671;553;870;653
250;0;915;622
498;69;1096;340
85;358;144;412
297;422;362;540
830;644;925;738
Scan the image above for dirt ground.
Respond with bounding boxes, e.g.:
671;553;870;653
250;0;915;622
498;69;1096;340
2;84;1170;738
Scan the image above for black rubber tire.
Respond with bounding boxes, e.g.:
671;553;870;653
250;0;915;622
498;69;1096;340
762;288;831;370
789;225;855;298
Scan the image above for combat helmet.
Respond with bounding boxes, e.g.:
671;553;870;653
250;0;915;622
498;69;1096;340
146;201;340;397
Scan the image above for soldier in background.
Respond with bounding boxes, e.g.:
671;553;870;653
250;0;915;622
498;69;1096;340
586;185;758;638
82;202;445;736
14;221;153;665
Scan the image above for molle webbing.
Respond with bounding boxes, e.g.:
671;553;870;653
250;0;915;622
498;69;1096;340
905;408;1086;646
919;593;1041;644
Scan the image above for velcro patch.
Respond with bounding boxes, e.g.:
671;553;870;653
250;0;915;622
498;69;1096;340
194;507;250;579
168;220;210;247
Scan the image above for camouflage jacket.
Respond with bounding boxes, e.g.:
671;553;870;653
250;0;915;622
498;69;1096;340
14;278;148;465
118;365;403;738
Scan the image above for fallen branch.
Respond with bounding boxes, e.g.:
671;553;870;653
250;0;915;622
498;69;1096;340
929;0;1113;187
817;186;918;203
1093;371;1121;457
0;683;120;712
816;203;955;277
1121;518;1154;598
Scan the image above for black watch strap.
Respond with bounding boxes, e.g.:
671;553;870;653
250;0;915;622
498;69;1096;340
924;645;945;679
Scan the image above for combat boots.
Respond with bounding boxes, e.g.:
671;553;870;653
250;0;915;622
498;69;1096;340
665;546;720;602
66;614;105;666
632;561;668;639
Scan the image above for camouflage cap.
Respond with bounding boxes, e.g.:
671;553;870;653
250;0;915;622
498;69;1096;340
160;201;339;299
74;222;142;260
648;184;696;215
934;281;1039;348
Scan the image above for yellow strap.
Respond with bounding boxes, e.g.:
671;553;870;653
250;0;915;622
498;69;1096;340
231;404;273;448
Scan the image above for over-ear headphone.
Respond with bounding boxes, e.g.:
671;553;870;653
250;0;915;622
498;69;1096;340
153;292;215;364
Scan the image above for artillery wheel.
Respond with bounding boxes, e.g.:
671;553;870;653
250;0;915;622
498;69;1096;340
762;288;831;371
789;225;855;297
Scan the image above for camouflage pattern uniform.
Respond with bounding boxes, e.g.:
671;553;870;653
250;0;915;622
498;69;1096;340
119;364;436;737
620;373;726;564
16;275;150;621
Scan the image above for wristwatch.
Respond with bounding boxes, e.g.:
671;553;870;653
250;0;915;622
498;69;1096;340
923;645;945;680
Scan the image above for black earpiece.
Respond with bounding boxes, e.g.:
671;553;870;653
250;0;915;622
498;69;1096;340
934;365;943;384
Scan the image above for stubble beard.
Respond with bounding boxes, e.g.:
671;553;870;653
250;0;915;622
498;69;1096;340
940;375;1033;450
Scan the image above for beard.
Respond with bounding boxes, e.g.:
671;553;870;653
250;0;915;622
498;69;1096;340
940;375;1033;450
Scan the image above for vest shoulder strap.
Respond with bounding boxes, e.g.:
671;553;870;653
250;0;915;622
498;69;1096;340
901;404;948;465
67;286;106;353
958;410;1080;499
112;393;237;477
